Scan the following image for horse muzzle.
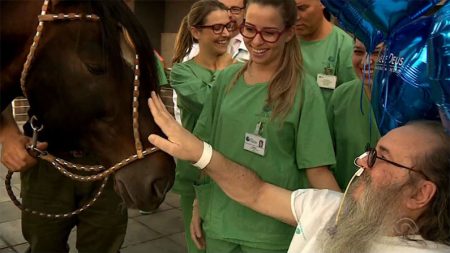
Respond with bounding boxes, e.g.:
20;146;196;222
113;151;175;210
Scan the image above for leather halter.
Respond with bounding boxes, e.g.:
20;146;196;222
6;0;161;218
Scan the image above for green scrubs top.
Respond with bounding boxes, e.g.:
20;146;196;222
155;55;168;86
327;79;380;189
300;26;357;105
192;64;335;250
170;59;221;195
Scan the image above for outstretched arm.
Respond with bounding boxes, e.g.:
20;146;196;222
147;92;296;226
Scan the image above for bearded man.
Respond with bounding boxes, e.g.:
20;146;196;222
147;93;450;253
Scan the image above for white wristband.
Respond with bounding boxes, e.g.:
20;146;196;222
193;142;213;170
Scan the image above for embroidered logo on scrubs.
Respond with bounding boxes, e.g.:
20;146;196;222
296;221;307;240
255;105;272;119
295;226;303;235
323;56;335;75
318;56;337;89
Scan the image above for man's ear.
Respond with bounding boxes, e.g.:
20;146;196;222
406;181;437;210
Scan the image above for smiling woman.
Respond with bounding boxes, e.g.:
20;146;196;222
352;40;384;93
327;38;384;189
169;1;236;252
185;0;340;252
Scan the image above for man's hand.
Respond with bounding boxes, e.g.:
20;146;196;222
147;91;203;163
1;132;47;172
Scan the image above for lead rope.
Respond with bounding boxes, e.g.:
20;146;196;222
5;173;108;219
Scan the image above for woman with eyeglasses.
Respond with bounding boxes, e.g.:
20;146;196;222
171;1;237;252
327;39;383;189
189;0;340;252
180;0;249;62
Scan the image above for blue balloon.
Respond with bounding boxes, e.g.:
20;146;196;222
348;0;440;34
428;3;450;133
372;14;440;135
321;0;450;134
321;0;384;52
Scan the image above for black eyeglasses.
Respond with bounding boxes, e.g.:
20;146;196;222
240;23;287;43
227;6;245;14
195;21;237;34
355;147;430;180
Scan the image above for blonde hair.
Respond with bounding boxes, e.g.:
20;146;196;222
230;0;302;120
172;0;228;64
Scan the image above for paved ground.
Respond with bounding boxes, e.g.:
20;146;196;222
0;147;187;253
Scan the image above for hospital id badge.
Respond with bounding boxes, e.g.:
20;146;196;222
244;133;266;156
317;73;337;89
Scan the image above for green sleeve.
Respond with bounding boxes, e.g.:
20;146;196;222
170;63;213;116
193;73;225;144
326;89;340;173
297;75;336;169
326;91;337;147
193;64;242;144
336;36;357;85
155;56;168;86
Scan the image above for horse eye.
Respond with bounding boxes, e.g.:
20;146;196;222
85;63;106;75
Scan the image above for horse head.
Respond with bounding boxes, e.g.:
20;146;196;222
0;0;175;211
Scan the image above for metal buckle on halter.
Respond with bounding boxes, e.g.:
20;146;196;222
26;116;47;158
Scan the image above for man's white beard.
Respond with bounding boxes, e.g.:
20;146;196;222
321;172;406;253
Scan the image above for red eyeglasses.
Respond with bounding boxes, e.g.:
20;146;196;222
240;23;287;43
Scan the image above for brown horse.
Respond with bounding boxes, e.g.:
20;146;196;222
0;0;175;211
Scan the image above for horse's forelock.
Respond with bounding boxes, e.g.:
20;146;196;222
52;0;159;93
90;0;159;93
90;0;161;149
